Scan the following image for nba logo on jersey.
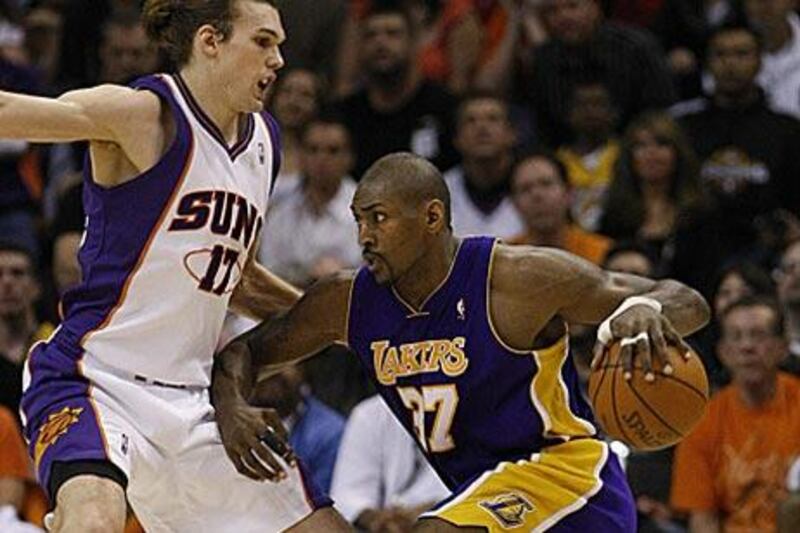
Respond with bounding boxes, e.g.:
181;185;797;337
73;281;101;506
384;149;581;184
479;493;534;528
258;142;265;165
456;298;466;320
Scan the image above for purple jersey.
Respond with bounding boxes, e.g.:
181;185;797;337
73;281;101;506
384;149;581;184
347;236;600;490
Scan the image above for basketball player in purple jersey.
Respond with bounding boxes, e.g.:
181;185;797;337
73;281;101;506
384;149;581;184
0;1;351;531
214;153;710;531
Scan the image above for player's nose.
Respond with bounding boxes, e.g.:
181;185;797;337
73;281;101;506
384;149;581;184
267;48;284;71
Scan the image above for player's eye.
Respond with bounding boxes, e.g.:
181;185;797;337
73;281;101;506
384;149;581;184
374;212;387;223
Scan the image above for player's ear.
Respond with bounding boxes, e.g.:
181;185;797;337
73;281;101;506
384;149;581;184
195;24;222;58
425;200;446;233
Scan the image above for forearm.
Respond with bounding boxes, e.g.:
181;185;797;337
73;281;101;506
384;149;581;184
473;14;520;93
641;279;710;337
0;89;104;142
212;334;258;409
230;262;302;320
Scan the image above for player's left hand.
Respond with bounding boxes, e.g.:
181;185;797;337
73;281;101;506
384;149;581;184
217;399;296;482
590;303;692;382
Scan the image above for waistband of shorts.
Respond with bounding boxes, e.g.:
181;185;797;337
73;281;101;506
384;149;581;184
80;354;207;391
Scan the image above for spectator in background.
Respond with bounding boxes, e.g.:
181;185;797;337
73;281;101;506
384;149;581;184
776;239;800;370
250;365;345;494
602;240;656;277
0;243;53;417
416;0;511;95
745;0;800;118
693;261;777;388
508;150;612;264
556;79;620;231
671;22;800;296
56;0;142;89
600;111;702;274
259;115;361;288
22;6;62;92
671;296;800;532
0;406;42;532
267;68;325;190
444;92;523;238
96;8;158;86
0;26;42;259
277;0;346;83
650;0;741;99
525;0;676;147
335;5;458;178
330;395;449;532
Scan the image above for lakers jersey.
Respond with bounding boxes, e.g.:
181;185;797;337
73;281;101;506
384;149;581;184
347;237;599;490
55;73;279;386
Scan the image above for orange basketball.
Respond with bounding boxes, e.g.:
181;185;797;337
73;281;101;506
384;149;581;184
587;340;709;451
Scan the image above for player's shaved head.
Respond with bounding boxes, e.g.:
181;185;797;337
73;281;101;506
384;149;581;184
359;152;451;228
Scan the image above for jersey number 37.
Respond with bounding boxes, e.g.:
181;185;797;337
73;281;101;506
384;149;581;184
397;384;458;453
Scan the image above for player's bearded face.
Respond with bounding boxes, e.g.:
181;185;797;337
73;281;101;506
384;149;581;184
353;196;424;285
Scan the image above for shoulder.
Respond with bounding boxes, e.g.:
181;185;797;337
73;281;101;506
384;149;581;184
492;243;597;292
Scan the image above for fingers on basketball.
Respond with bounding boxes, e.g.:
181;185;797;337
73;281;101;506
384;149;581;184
588;339;709;451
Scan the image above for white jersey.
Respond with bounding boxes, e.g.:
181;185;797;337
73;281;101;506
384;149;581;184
55;73;280;386
443;166;525;239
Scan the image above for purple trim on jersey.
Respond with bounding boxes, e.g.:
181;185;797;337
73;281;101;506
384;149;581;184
295;457;334;510
54;74;194;360
260;111;282;194
174;73;254;161
20;343;113;495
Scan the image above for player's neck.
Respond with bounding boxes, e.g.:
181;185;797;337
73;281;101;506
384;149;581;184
393;235;459;310
179;67;241;145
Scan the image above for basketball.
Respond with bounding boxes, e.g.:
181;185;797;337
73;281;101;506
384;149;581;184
588;340;709;451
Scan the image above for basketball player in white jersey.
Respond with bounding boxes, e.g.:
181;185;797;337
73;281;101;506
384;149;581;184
0;1;351;531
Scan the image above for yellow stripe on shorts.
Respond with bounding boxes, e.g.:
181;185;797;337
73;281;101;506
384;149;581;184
424;439;609;532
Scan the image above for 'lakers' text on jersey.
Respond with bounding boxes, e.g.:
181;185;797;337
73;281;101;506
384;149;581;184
55;73;280;386
347;237;599;489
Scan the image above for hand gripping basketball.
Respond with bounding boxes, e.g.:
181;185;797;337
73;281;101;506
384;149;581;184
592;296;693;382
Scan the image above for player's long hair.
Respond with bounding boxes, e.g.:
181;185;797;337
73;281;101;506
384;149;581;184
141;0;275;68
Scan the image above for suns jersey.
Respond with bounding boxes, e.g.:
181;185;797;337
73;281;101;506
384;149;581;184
54;73;279;386
347;236;599;490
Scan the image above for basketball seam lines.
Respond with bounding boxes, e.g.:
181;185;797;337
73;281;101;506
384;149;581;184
597;364;708;400
590;357;611;408
623;379;682;438
610;365;635;445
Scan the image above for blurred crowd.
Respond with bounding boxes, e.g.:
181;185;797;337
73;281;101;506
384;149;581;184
1;0;800;531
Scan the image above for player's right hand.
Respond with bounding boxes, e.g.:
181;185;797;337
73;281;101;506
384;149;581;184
216;400;296;482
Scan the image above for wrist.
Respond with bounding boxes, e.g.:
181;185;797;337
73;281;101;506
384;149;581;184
597;296;662;344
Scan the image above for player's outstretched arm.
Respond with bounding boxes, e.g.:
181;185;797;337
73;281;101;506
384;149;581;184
0;84;156;143
495;245;710;378
211;271;353;481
